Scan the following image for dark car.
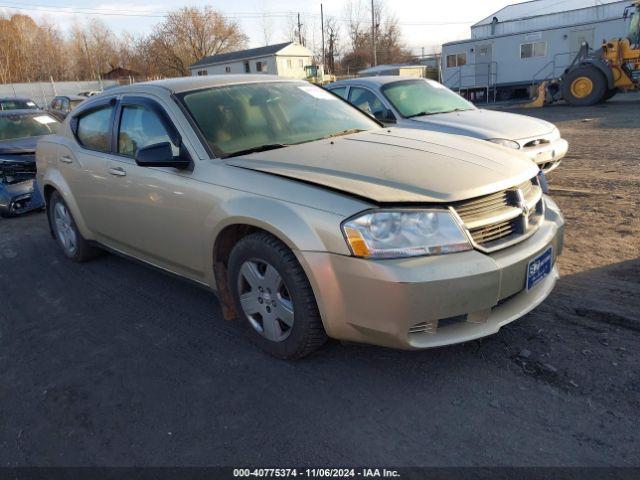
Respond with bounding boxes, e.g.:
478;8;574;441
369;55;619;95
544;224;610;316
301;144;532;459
0;110;59;217
0;97;39;111
47;95;85;121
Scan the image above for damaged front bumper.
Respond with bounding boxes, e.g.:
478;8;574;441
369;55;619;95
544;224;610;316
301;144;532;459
297;196;564;350
0;162;45;217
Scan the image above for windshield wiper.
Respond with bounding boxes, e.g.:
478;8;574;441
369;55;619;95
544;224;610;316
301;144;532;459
224;143;289;158
406;111;434;118
323;128;366;139
407;108;470;118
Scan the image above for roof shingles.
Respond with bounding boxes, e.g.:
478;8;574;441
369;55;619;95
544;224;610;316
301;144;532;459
190;42;294;69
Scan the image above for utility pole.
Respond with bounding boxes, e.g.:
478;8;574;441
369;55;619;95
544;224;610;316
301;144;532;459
371;0;377;66
297;13;303;45
320;3;325;68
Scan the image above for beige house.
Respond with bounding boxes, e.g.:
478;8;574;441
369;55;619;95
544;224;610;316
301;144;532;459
189;42;315;80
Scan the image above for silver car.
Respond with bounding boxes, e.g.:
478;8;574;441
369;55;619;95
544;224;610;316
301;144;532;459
327;76;568;173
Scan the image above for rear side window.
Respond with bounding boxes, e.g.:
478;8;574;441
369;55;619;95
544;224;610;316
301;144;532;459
118;105;177;157
76;106;114;152
329;86;348;99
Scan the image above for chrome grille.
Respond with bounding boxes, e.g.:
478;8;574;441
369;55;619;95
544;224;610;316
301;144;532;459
452;177;543;252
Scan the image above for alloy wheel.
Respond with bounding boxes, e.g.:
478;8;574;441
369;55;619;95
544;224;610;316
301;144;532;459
236;259;294;342
53;202;77;255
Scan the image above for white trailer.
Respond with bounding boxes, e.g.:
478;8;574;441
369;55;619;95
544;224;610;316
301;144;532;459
441;0;633;101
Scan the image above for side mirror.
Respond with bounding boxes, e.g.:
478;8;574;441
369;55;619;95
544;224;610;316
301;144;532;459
374;108;396;124
135;142;191;170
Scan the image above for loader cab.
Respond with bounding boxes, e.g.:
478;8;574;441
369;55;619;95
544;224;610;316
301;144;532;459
627;3;639;44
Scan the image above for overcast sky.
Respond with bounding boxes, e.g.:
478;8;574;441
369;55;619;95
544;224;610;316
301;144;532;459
0;0;529;53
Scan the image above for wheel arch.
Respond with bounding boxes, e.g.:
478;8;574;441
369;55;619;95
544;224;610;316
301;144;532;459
40;172;95;241
207;197;346;322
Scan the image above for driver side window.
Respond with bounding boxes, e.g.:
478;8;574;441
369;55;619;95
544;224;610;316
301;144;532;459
118;104;178;157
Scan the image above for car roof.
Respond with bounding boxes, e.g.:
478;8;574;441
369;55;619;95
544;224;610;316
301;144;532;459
102;74;303;96
0;109;50;117
54;95;86;101
328;76;427;89
0;97;35;102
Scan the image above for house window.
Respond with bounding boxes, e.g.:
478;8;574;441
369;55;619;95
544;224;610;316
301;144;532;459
286;59;292;69
446;53;467;68
197;70;208;76
225;66;231;73
244;61;250;73
256;61;267;72
520;41;546;58
298;59;304;68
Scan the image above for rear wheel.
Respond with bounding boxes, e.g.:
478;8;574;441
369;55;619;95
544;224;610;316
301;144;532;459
562;66;607;106
48;191;100;262
228;232;327;359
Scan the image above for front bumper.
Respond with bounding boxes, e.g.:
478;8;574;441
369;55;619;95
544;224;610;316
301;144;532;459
521;138;568;174
0;179;45;217
298;196;564;350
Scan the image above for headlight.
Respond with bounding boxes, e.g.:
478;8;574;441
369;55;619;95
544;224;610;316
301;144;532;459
342;209;472;259
488;138;520;149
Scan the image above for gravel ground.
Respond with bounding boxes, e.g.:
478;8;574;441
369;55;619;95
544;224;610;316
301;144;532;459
0;95;638;467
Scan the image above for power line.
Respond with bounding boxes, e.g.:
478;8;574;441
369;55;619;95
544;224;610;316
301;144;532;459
0;1;476;26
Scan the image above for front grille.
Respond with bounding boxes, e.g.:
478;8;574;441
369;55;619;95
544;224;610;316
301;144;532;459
452;177;543;252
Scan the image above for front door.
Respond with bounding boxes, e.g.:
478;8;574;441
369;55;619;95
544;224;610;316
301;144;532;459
474;43;493;86
100;96;208;279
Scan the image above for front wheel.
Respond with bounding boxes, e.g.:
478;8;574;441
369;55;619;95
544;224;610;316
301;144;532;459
561;66;607;106
228;232;327;359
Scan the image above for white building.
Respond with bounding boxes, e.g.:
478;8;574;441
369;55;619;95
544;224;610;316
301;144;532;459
441;0;633;100
189;42;314;79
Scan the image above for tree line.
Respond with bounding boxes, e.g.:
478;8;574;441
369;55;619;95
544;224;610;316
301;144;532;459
0;1;412;84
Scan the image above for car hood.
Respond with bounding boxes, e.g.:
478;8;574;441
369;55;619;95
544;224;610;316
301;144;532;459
0;136;38;153
225;128;539;203
407;109;556;141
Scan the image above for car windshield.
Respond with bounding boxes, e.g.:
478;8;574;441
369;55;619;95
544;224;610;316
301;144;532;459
179;81;380;157
1;99;37;110
0;113;59;141
381;79;475;117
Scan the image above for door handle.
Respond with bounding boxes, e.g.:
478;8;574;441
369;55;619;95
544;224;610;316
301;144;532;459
108;166;127;177
59;156;73;164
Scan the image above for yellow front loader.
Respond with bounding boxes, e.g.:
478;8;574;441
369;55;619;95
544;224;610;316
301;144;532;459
561;0;640;105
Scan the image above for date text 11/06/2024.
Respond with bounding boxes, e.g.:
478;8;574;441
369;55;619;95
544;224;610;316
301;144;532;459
232;468;401;478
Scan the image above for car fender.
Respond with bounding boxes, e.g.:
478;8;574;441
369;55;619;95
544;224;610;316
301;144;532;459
40;168;95;241
204;193;349;286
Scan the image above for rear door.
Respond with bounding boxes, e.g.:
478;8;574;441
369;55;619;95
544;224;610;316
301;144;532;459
63;98;117;233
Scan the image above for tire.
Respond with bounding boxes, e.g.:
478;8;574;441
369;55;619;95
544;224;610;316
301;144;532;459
48;191;100;262
601;88;618;102
561;66;607;106
228;232;327;359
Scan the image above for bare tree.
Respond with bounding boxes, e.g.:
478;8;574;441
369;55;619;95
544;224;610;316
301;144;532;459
148;6;247;77
340;0;411;73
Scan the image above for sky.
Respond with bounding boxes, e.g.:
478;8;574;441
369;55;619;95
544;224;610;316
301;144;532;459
0;0;530;54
